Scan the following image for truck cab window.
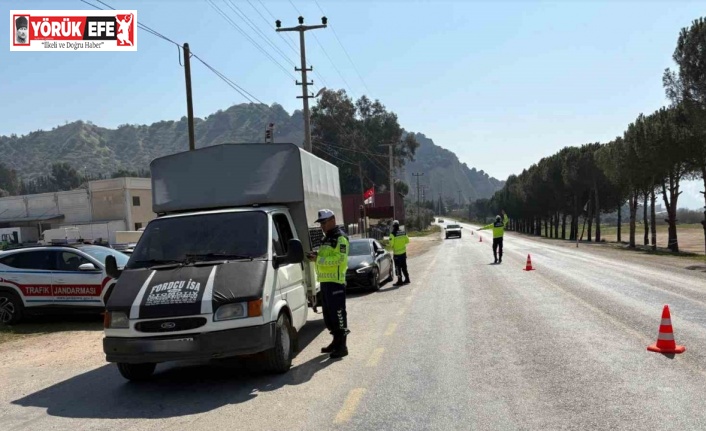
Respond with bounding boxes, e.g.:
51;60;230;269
271;220;284;256
273;214;294;253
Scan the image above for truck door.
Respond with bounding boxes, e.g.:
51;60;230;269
51;250;104;306
272;213;306;329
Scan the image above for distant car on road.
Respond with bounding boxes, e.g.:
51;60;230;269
444;224;463;239
438;218;444;223
345;239;393;291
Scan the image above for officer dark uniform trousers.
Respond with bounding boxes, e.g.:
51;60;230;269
315;223;350;358
479;214;509;264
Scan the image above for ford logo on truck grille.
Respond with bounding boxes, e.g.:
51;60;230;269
135;317;207;333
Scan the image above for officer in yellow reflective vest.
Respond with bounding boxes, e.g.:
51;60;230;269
478;211;509;264
389;220;410;286
307;209;350;359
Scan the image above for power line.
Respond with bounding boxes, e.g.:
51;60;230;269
317;141;387;159
224;0;298;69
316;146;377;185
310;32;356;98
207;0;297;81
81;0;273;120
314;0;371;95
247;0;299;56
257;0;299;48
287;0;355;98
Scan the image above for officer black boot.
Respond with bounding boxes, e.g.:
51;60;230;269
321;333;338;354
394;278;403;286
330;333;348;359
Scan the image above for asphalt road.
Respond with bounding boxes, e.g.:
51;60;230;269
2;221;706;431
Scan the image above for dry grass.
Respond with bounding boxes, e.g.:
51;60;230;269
598;223;704;255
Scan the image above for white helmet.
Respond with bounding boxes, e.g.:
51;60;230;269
392;220;400;226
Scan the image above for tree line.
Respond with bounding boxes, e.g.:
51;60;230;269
475;17;706;254
311;89;418;196
0;162;150;197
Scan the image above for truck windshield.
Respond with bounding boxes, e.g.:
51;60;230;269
126;211;268;269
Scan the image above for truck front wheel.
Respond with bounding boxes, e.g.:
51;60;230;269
117;362;156;381
265;313;294;374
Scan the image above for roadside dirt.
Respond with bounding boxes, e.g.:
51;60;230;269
407;234;442;257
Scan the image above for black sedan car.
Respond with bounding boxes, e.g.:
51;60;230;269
345;239;394;291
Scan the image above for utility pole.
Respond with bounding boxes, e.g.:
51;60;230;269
437;178;443;216
379;143;395;223
183;43;195;151
265;123;275;144
458;190;461;210
276;17;327;153
413;173;424;230
359;162;367;238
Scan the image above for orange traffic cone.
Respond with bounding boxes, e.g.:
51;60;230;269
479;236;483;243
523;254;534;271
647;305;686;354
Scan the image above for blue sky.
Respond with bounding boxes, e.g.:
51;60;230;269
2;0;704;209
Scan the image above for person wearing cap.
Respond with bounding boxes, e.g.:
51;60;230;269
15;16;29;44
307;209;350;359
477;210;509;264
388;220;410;286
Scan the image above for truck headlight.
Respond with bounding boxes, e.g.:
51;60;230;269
214;302;248;321
104;311;129;329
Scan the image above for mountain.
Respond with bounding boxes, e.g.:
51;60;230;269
399;133;504;205
0;104;504;201
0;103;303;181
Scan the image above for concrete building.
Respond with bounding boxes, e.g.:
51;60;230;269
0;178;155;242
89;178;154;231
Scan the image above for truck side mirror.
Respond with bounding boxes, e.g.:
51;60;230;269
105;255;122;279
274;239;304;268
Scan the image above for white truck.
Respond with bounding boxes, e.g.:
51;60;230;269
41;221;127;245
39;227;83;245
0;227;39;249
102;143;343;381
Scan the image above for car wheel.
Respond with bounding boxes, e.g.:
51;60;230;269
371;267;380;291
0;292;23;325
117;362;156;381
264;312;294;374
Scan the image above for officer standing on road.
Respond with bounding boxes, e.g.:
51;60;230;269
389;220;410;286
478;211;509;264
308;209;350;359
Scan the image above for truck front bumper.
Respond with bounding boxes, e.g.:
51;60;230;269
103;323;276;364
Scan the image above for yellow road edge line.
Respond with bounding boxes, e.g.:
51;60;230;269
334;388;367;424
366;347;384;367
397;307;407;316
384;322;398;336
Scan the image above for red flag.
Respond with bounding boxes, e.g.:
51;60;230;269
363;187;374;205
